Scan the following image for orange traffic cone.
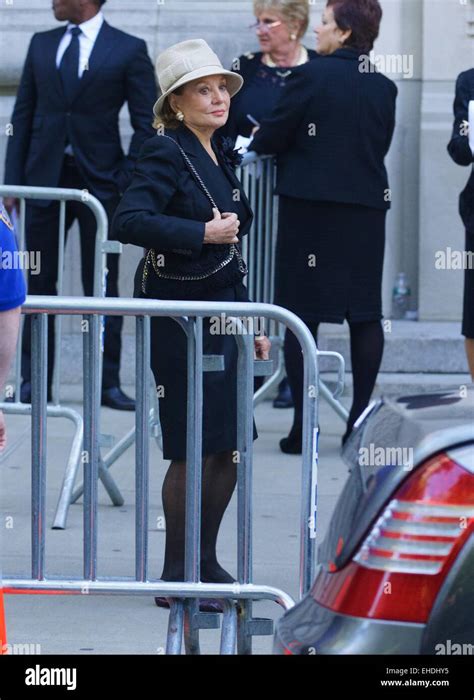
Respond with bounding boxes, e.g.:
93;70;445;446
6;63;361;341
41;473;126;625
0;584;7;654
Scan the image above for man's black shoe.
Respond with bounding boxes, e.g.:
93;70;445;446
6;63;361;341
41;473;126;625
101;387;135;411
273;377;294;409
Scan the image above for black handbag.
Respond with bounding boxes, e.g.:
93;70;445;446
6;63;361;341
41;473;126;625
141;135;247;299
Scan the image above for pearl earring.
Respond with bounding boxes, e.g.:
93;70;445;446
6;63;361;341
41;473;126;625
290;32;297;40
176;110;184;121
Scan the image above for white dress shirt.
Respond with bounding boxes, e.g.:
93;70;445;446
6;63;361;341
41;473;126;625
56;11;104;154
56;10;104;77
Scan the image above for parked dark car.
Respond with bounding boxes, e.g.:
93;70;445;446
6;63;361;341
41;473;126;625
274;388;474;654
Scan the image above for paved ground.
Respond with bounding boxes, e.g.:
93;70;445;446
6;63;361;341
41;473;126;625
1;384;352;655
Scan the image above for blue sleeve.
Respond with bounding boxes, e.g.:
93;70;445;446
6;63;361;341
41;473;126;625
0;212;27;311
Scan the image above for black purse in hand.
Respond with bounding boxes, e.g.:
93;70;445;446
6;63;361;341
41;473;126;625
141;135;247;300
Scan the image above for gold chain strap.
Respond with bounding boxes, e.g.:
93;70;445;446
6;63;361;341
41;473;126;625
141;135;248;294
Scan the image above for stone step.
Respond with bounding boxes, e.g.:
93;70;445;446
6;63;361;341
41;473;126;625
316;321;468;374
319;372;472;399
7;322;470;387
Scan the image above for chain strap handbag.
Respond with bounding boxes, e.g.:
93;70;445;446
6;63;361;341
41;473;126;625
141;135;247;296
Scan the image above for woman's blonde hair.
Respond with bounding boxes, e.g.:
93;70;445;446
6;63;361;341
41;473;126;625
152;86;184;130
253;0;310;39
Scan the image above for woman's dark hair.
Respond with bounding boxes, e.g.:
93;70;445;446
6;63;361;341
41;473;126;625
327;0;382;53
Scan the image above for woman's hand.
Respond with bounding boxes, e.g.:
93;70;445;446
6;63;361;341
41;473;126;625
254;334;271;360
204;208;240;244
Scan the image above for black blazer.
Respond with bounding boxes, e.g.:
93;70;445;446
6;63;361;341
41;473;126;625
251;47;397;211
220;48;319;140
4;20;157;204
111;123;253;281
447;69;474;233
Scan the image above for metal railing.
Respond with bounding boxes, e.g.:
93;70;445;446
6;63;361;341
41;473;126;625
0;185;128;530
0;153;348;533
2;295;345;655
237;154;349;420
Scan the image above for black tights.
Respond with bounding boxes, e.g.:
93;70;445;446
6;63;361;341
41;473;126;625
160;449;236;583
284;320;384;440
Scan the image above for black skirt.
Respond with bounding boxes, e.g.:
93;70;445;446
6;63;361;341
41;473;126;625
147;280;258;461
274;196;387;324
462;228;474;339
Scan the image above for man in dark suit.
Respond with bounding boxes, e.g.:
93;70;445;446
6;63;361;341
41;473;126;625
3;0;157;409
448;68;474;381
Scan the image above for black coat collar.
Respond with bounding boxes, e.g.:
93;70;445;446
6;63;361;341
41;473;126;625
330;47;366;60
164;124;253;224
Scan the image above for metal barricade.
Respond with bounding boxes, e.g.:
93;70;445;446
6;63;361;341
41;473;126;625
1;152;348;534
2;294;345;655
0;186;127;530
237;153;349;420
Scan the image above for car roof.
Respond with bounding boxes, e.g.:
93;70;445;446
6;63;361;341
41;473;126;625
362;387;474;469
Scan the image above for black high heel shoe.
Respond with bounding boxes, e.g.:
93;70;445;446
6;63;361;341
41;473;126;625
279;426;303;454
279;424;322;455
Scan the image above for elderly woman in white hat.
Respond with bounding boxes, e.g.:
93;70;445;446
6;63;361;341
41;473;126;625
112;39;270;612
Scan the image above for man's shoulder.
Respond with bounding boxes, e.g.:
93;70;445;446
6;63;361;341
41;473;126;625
102;21;145;48
29;25;65;43
457;68;474;89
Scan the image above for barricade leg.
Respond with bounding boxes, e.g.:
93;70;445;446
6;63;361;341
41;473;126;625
31;313;48;580
0;584;7;654
220;601;237;655
234;321;275;653
166;599;184;655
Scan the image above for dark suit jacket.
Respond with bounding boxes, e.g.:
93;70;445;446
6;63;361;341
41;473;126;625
448;68;474;233
219;47;319;140
251;47;397;211
4;19;157;204
111;123;253;277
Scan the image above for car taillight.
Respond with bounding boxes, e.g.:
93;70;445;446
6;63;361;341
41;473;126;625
312;452;474;623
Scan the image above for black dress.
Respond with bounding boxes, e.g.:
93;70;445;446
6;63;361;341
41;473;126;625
115;127;259;461
274;197;386;324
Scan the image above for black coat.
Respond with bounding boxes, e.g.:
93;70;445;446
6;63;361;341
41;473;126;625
448;68;474;232
111;123;253;293
251;47;397;211
4;20;157;204
219;47;319;140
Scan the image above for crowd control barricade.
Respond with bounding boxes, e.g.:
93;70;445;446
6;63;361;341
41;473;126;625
2;295;345;655
237;153;348;421
0;186;132;531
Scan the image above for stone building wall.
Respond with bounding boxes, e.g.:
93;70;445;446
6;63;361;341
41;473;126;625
0;0;472;325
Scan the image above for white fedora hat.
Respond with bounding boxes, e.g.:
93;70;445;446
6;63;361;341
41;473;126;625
153;39;243;118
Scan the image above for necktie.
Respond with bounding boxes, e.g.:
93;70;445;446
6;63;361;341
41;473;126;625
59;26;82;103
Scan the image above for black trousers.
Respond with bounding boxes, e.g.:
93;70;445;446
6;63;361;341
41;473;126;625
21;156;122;391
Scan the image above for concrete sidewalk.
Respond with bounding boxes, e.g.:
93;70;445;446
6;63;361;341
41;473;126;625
1;385;353;655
